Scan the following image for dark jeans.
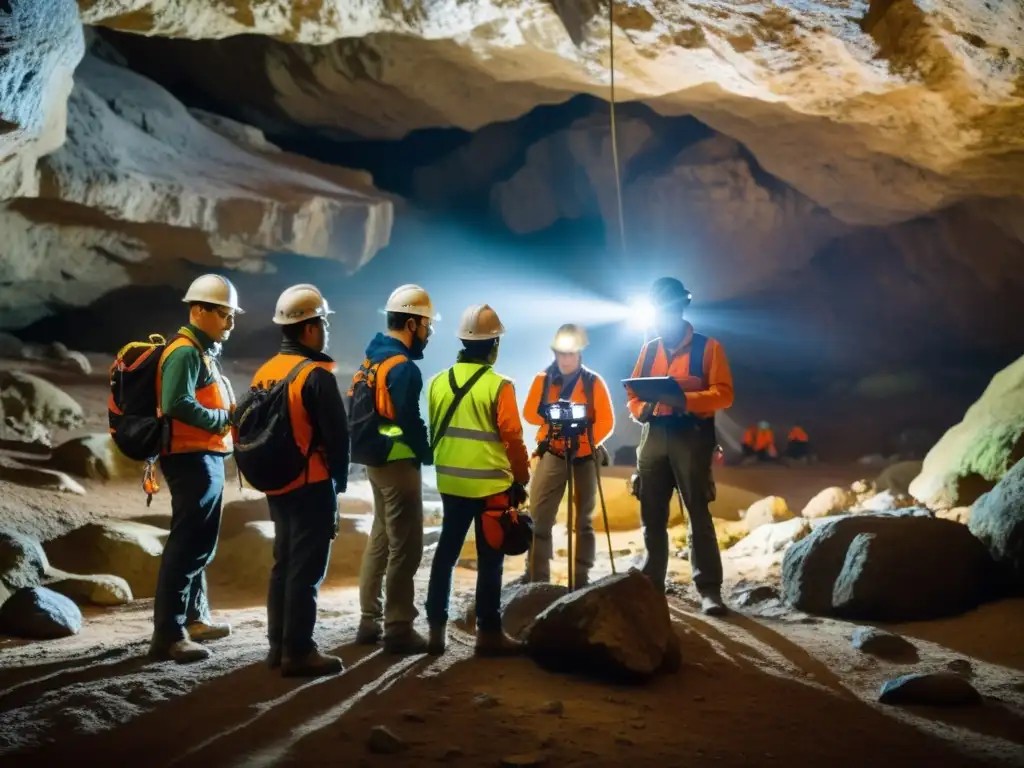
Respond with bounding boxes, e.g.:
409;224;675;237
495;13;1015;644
638;420;721;593
153;452;226;642
425;493;503;632
267;480;338;657
784;442;810;459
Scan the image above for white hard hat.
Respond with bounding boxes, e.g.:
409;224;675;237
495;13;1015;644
384;284;436;319
273;284;334;326
182;274;244;313
457;304;505;341
758;420;770;430
551;323;588;354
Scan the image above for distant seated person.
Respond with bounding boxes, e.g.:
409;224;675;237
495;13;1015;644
784;425;812;461
741;421;777;462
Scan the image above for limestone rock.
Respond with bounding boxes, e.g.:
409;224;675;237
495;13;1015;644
854;490;917;514
0;332;25;359
462;581;569;640
968;459;1024;593
0;461;86;495
0;585;82;639
43;521;167;599
48;433;145;481
910;355;1024;509
0;528;48;590
801;487;855;520
850;627;919;663
874;461;923;497
46;571;133;606
0;0;84;199
0;370;84;444
879;673;981;708
725;517;811;563
22;341;92;375
782;514;996;621
525;570;679;682
743;496;793;532
83;0;1024;231
367;725;406;755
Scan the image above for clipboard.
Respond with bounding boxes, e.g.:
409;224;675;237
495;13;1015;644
621;376;687;409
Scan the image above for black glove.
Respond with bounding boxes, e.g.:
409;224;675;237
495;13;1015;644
509;482;528;508
635;403;655;424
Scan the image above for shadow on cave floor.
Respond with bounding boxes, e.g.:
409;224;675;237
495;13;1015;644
1;589;1021;767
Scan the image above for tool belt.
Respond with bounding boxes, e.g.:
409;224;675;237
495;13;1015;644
536;440;594;465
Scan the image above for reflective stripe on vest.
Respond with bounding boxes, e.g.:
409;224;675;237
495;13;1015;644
156;334;231;455
251;353;337;495
348;354;415;462
429;362;511;498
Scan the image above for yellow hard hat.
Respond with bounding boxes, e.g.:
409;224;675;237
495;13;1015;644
456;304;505;341
273;284;334;325
551;323;588;353
182;274;244;313
384;284;436;319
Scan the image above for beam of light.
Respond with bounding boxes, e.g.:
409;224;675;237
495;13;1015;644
624;295;655;332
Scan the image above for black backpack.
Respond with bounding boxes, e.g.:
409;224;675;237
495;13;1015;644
108;333;182;462
233;359;316;493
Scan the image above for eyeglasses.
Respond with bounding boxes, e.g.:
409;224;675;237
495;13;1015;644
209;308;234;321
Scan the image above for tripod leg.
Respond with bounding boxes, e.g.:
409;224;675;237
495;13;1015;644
592;452;616;575
565;452;575;592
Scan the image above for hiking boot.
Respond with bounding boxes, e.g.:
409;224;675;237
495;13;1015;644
355;619;383;645
186;620;232;642
427;624;447;656
383;627;430;655
267;644;281;670
149;637;211;664
475;630;524;657
699;590;728;617
281;648;344;678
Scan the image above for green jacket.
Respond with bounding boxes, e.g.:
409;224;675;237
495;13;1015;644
160;324;229;433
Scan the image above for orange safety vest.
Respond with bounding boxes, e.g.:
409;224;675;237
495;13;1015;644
742;426;775;452
530;370;604;458
788;426;809;443
251;353;337;496
156;333;232;456
638;334;710;419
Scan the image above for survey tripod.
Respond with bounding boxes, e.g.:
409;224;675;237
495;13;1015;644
530;400;617;591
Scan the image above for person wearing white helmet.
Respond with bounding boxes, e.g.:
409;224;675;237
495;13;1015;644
424;304;530;657
520;323;615;587
348;284;436;654
247;284;350;677
741;420;778;463
150;274;242;664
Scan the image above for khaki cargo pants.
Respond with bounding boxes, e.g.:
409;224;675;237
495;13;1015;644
359;459;424;634
525;451;598;586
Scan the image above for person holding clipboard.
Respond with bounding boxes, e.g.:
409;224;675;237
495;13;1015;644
623;277;735;616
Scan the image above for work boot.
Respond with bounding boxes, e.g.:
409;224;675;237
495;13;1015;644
427;624;447;656
186;620;232;642
355;619;383;645
267;644;281;670
699;590;728;617
149;637;211;664
383;626;430;655
475;629;524;657
281;648;344;678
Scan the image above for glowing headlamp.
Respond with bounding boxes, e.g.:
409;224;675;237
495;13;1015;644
546;401;587;422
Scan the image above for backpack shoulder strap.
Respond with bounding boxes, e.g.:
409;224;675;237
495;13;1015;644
581;367;596;417
430;365;490;450
537;370;551;418
689;333;708;384
640;338;661;377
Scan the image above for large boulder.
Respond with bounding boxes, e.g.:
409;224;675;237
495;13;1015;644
0;460;86;494
968;459;1024;594
0;528;48;590
0;371;84;445
525;569;679;682
782;514;996;621
43;521;166;599
0;586;82;639
461;581;569;640
48;434;145;481
46;571;133;606
910;355;1024;509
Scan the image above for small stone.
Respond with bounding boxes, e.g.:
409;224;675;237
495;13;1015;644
539;736;556;748
631;721;646;730
439;747;464;762
946;658;974;678
436;695;452;706
733;585;779;607
367;725;406;754
472;692;500;709
693;695;706;702
539;700;564;715
879;673;982;707
615;735;634;746
851;626;919;662
401;709;425;723
500;753;548;767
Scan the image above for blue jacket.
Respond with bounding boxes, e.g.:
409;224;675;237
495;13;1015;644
364;333;432;466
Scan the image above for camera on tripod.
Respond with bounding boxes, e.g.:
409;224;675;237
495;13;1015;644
544;399;589;440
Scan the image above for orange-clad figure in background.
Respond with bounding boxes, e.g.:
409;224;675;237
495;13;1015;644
741;421;777;462
784;425;812;462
